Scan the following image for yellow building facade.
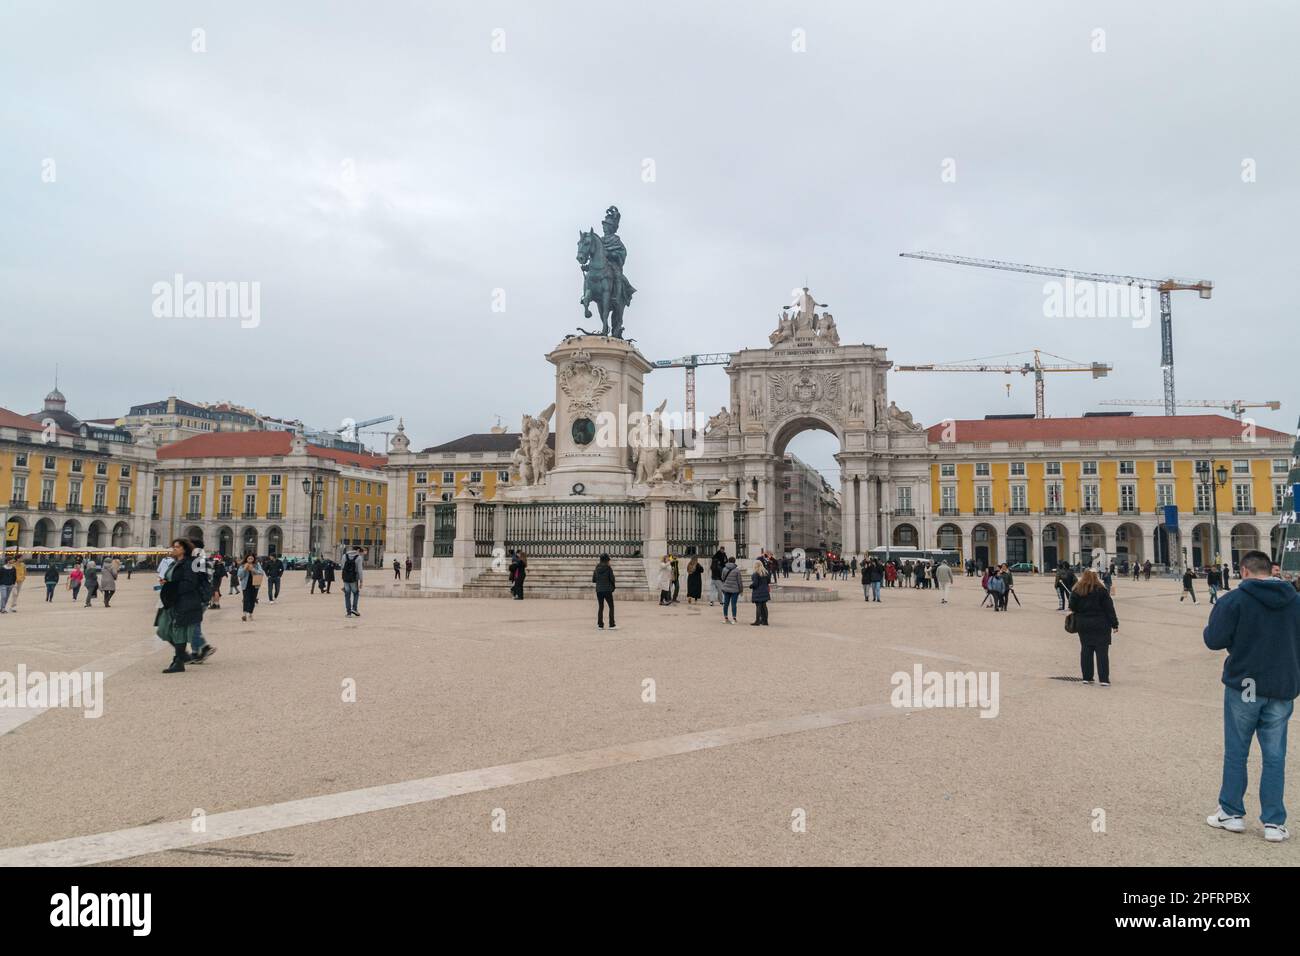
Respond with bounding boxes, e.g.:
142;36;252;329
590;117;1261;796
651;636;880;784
1;405;157;551
154;430;386;560
908;416;1292;570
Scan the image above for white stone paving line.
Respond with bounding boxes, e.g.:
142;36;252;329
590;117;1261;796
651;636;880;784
0;637;167;738
0;701;912;866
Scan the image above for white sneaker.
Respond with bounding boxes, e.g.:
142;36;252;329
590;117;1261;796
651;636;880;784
1206;808;1246;833
1265;824;1290;843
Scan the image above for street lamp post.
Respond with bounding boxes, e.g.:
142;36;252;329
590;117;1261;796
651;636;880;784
1196;461;1230;569
302;476;322;561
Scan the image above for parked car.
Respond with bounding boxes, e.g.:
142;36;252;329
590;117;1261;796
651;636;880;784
1008;562;1037;573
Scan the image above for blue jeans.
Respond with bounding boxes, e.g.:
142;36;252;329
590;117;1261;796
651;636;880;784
871;581;881;602
1219;685;1293;825
721;592;738;617
190;622;207;656
343;581;359;614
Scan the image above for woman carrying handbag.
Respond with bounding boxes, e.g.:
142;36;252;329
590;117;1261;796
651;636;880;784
1067;569;1120;686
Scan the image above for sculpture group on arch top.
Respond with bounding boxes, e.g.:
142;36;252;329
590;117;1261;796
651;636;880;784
700;285;924;440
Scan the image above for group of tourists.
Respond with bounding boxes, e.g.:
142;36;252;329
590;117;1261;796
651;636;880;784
856;557;954;602
0;554;126;610
706;547;774;625
151;541;370;673
1181;563;1235;604
980;564;1018;611
201;553;279;621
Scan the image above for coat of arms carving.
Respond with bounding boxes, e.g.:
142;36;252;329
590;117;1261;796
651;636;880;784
769;367;842;418
558;351;613;420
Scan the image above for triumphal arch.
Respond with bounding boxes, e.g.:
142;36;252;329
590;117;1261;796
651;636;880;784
691;288;931;556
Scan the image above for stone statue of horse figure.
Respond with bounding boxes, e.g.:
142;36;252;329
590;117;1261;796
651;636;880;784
576;229;633;338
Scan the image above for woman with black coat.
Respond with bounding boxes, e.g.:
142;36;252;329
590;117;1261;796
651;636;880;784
749;559;771;626
686;557;703;604
159;538;206;673
1068;569;1120;685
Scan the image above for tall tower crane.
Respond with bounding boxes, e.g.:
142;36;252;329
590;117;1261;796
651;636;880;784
894;349;1111;419
1099;399;1281;421
652;353;732;445
900;251;1213;416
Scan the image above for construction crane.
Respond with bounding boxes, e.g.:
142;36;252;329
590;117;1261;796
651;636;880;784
652;353;732;444
894;349;1112;419
335;415;394;444
1100;399;1281;421
900;251;1212;416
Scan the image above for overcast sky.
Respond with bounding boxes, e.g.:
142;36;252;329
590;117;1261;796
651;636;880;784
3;0;1296;480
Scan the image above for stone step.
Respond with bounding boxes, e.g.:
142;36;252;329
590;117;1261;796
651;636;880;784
466;558;647;596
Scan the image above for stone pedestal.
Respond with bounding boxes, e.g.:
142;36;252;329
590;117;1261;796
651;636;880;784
513;335;654;501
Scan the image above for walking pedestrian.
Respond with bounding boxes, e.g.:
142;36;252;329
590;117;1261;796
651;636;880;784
1068;569;1119;685
1181;567;1198;603
83;562;100;607
238;553;263;622
670;554;680;603
341;545;366;617
509;550;527;599
749;559;770;626
99;558;118;608
868;558;884;602
44;563;59;602
657;556;672;606
405;557;413;580
686;556;703;605
264;553;283;603
1204;549;1300;842
323;559;335;594
709;548;726;606
1054;563;1077;611
393;558;402;580
210;555;226;608
1208;564;1221;604
0;557;15;613
156;538;211;673
719;556;742;624
988;568;1007;611
186;549;216;664
9;556;25;611
592;553;616;629
68;564;83;601
936;559;954;604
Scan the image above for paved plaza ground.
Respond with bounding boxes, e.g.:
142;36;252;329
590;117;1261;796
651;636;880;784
0;570;1291;866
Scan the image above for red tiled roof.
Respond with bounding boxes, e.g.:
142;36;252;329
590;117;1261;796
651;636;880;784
0;405;77;436
156;431;387;469
926;414;1289;443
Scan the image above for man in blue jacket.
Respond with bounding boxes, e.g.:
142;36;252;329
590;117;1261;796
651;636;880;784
1204;549;1300;843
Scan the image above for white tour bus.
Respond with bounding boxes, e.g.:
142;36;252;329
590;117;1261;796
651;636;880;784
866;546;960;567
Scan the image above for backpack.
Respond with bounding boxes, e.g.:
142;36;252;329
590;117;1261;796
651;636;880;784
342;553;360;583
195;570;213;606
989;576;1006;594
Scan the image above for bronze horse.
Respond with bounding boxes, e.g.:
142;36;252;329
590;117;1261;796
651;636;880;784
576;229;633;338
